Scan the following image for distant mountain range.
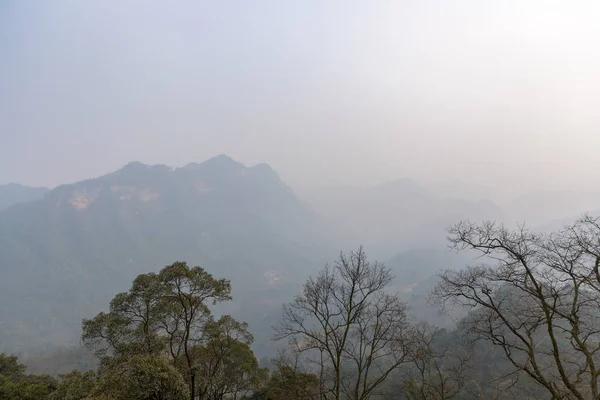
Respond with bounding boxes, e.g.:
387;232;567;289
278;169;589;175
504;190;600;227
0;183;48;211
300;179;504;257
0;155;336;354
2;156;597;356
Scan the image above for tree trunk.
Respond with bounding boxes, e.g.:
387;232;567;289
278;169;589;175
191;373;195;400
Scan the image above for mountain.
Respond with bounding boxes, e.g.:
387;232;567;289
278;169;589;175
421;179;510;202
0;183;48;211
0;155;336;354
387;248;473;328
503;190;600;226
388;248;470;289
301;179;505;257
0;161;512;356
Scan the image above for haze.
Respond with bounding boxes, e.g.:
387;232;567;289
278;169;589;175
2;0;600;194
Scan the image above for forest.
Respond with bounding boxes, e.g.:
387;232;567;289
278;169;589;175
3;215;600;399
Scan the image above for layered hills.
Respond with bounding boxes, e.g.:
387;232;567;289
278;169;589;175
0;183;48;211
0;155;334;353
0;155;514;355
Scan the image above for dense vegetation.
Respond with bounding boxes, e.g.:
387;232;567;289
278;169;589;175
5;214;600;399
4;254;476;400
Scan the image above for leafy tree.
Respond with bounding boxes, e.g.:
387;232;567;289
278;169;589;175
82;272;167;359
49;370;96;400
273;247;415;400
257;348;319;400
159;262;232;400
191;315;267;399
92;354;189;400
264;365;319;400
0;354;25;380
0;353;57;400
81;261;252;400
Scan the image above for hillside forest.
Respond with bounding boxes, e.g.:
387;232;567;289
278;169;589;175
2;157;600;399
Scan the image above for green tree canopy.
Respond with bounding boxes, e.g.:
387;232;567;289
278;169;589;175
92;354;188;400
192;315;268;399
49;370;96;400
0;353;57;400
81;261;262;400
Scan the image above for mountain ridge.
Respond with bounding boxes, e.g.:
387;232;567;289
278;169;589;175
0;183;49;211
300;179;505;257
0;155;336;354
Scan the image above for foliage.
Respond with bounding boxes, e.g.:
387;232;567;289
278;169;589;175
263;365;319;400
0;354;26;379
82;261;266;400
92;354;188;400
159;262;232;400
12;235;586;399
193;315;268;399
0;353;57;400
82;272;169;359
49;370;96;400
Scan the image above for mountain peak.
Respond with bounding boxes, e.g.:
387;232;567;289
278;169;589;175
204;154;244;168
250;163;281;181
115;161;150;174
183;154;245;172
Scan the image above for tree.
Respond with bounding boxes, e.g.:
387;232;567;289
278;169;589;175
82;272;167;359
193;315;267;400
273;247;414;400
92;354;189;400
263;349;320;400
49;370;96;400
82;261;232;400
402;324;472;400
78;260;267;400
0;354;57;400
159;262;232;400
0;354;26;380
432;215;600;399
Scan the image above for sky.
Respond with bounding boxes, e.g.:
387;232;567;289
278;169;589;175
1;1;600;193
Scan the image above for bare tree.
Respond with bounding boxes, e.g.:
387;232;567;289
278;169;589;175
273;246;414;400
402;323;473;400
431;215;600;399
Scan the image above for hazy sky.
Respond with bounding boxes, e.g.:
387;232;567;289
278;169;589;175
2;1;600;193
